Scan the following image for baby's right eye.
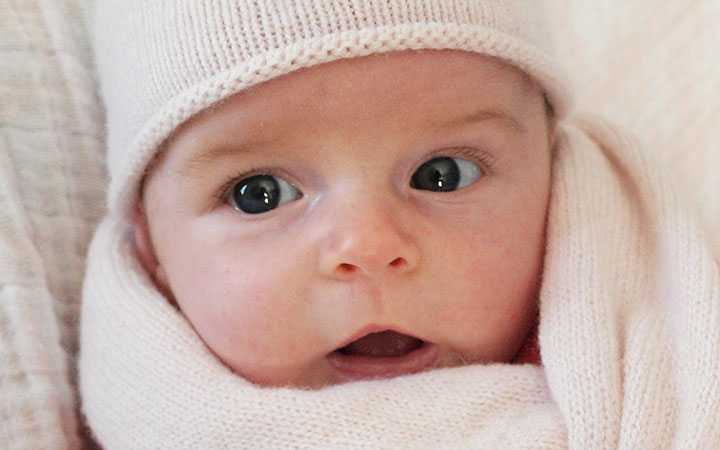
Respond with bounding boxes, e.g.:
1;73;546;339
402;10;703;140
227;174;301;214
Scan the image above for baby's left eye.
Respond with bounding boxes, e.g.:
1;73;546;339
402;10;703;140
410;156;484;192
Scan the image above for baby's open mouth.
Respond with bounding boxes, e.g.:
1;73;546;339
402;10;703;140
327;330;439;381
339;330;423;357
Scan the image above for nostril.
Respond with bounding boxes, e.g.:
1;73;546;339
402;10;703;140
389;257;405;267
333;258;410;278
339;263;355;273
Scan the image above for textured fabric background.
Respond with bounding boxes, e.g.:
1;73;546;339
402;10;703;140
546;0;720;257
0;1;104;448
1;0;718;448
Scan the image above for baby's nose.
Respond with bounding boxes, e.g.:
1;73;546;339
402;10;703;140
317;197;420;281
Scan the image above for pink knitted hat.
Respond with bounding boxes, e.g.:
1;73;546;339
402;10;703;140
94;0;573;219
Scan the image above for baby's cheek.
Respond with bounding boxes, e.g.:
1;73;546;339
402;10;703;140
448;237;537;344
196;257;311;361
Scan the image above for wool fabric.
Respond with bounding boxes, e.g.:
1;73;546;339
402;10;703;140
93;0;572;221
79;116;720;448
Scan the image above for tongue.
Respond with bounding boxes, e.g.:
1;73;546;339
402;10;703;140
342;331;422;357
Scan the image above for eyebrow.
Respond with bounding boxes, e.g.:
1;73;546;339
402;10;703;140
438;108;527;134
179;108;526;176
178;141;266;177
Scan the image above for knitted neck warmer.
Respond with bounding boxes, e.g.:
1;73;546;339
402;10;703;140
80;117;720;448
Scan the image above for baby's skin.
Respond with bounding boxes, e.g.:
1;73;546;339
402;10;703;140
133;50;554;388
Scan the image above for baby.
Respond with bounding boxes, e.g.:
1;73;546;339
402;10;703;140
81;0;720;447
133;50;551;387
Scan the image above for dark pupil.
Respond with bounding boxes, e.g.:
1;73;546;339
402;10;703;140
233;175;280;214
410;157;460;192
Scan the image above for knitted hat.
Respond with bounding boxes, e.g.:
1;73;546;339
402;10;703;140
94;0;573;219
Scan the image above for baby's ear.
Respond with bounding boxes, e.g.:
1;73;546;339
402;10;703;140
131;202;169;291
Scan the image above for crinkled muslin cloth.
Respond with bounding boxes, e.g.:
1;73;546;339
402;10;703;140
79;116;720;448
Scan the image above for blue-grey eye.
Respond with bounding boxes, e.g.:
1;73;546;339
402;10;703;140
410;156;484;192
229;174;300;214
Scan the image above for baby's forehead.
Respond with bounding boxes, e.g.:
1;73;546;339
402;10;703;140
145;50;551;186
185;51;538;133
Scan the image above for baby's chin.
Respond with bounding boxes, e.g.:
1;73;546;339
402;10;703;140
233;331;499;389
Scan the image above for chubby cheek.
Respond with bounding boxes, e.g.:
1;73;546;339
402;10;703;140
436;241;539;359
158;228;319;377
431;195;546;361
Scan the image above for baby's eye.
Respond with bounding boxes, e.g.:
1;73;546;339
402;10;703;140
410;156;484;192
227;174;301;214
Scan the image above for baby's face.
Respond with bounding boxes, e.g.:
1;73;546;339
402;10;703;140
137;50;553;388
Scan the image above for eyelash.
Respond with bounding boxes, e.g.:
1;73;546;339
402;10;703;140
214;166;290;204
424;147;496;173
214;147;496;203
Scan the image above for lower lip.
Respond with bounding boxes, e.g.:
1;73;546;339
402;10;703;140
327;342;439;381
